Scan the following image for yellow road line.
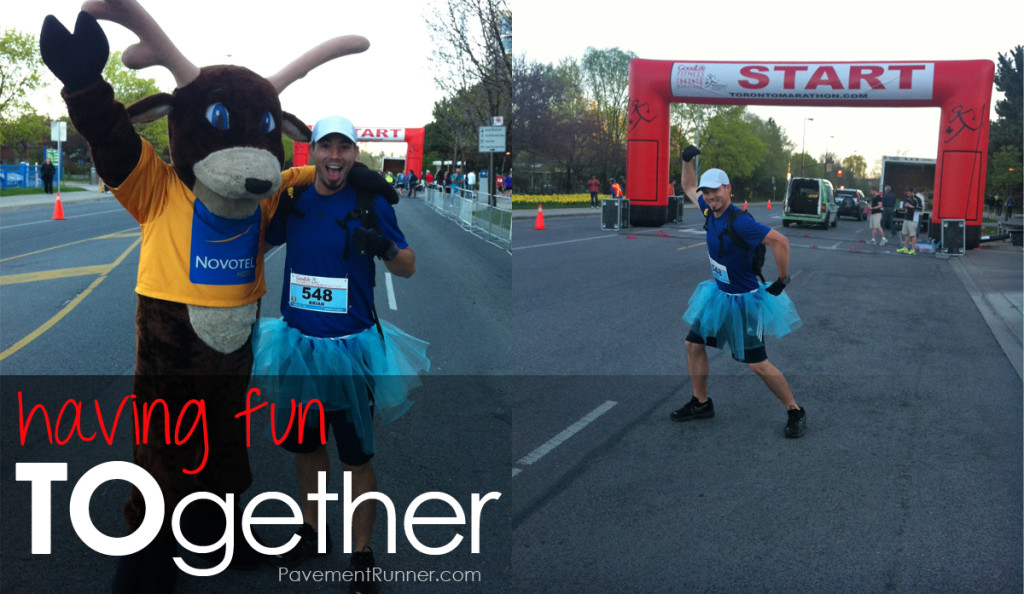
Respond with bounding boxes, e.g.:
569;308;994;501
678;242;707;251
0;264;114;286
0;237;141;362
0;227;139;263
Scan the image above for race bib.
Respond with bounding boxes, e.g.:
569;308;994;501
289;272;348;314
709;256;730;284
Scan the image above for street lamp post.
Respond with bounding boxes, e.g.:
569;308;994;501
826;135;834;173
800;117;813;177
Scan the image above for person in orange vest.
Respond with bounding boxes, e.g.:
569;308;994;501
587;175;601;208
610;178;624;199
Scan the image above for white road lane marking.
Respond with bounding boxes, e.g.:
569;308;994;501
385;272;397;310
513;234;616;251
1;208;126;229
512;400;618;477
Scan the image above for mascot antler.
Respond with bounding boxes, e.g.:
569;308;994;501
82;0;201;88
82;0;368;91
268;36;370;92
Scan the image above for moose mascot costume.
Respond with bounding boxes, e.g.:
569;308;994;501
40;1;396;590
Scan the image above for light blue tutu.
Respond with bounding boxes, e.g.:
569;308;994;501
250;318;430;455
683;280;802;360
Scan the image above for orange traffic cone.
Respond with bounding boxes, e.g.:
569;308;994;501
535;204;546;230
767;199;772;210
52;193;65;220
743;199;748;211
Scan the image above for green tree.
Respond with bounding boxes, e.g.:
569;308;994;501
4;110;50;162
518;57;604;193
792;152;823;179
987;145;1022;202
427;0;512;198
580;47;636;181
1;28;46;148
509;59;560;186
840;154;868;182
746;116;794;201
990;46;1022;156
103;51;169;160
697;106;767;197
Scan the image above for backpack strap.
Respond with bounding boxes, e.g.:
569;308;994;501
714;207;751;259
707;207;767;282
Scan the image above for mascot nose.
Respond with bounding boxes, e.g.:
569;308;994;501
245;177;273;194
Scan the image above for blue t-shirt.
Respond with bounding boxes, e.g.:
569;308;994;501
268;185;408;337
699;196;770;294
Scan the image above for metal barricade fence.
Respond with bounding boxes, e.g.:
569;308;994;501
423;184;511;250
1;164;41;190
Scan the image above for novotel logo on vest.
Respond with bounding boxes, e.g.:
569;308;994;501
189;201;261;286
671;62;935;101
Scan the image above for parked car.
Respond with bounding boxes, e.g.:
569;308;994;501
835;189;868;221
782;177;837;229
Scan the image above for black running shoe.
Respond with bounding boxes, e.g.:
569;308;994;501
784;407;806;438
670;396;714;421
276;523;332;569
349;547;380;594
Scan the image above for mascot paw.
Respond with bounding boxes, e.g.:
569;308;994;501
40;12;109;93
349;163;400;205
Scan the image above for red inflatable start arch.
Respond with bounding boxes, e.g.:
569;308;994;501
626;59;994;246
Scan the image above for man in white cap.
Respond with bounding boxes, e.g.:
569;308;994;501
251;115;430;593
672;145;806;438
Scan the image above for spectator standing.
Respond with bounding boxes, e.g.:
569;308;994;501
587;175;601;208
881;185;897;239
868;189;885;244
452;166;465;197
407;170;418;197
40;157;56;194
897;187;922;255
610;178;624;199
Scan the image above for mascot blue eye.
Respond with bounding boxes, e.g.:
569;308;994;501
205;103;230;130
260;112;276;134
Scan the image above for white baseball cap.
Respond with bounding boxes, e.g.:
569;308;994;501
311;115;356;143
697;168;730;191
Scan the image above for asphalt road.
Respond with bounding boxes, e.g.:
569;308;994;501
508;207;1022;592
1;196;513;592
0;196;1020;592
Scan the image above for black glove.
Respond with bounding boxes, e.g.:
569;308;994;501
40;12;109;93
349;163;400;205
766;276;789;296
681;145;701;163
352;227;397;260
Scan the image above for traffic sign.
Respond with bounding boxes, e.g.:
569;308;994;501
479;125;506;153
50;121;67;142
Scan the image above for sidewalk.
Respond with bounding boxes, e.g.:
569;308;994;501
0;183;111;211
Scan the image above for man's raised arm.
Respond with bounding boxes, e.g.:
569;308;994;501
680;145;701;208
